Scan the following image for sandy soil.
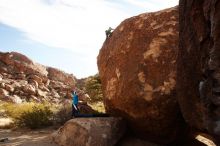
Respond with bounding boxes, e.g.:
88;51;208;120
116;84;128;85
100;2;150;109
0;128;59;146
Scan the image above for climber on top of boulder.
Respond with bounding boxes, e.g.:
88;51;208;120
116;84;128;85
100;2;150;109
105;27;114;39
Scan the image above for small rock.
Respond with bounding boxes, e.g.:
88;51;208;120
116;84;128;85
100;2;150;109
29;79;39;88
0;88;9;97
22;84;36;95
39;85;50;92
51;90;60;98
0;76;2;81
37;89;47;98
30;95;41;102
12;95;22;103
0;138;9;143
14;72;26;80
27;74;43;84
4;84;14;92
0;82;5;88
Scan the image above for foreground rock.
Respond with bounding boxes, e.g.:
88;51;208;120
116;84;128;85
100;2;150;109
98;6;184;144
178;0;220;140
52;117;126;146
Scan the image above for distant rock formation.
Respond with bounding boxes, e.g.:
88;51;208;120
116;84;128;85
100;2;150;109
0;51;81;103
47;67;76;86
178;0;220;139
97;6;185;144
52;117;126;146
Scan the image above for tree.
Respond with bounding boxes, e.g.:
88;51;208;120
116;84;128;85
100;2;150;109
85;74;103;102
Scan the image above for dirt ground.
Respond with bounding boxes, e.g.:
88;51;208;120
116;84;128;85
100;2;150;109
0;117;59;146
0;128;59;146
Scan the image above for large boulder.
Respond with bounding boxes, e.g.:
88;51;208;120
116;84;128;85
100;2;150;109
52;117;126;146
97;6;184;144
0;52;48;75
177;0;220;139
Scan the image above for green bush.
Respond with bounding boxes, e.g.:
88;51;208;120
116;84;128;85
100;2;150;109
84;74;104;102
15;105;53;129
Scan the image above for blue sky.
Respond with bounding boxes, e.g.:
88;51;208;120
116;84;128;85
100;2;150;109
0;0;178;78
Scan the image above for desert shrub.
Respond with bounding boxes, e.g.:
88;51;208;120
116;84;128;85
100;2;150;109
88;101;105;113
0;101;8;117
15;105;53;129
53;103;72;125
2;102;53;129
2;102;34;118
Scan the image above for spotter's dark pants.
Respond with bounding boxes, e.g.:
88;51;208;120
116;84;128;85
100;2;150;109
72;104;79;117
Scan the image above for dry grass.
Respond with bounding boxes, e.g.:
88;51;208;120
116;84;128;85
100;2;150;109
0;102;53;129
1;102;35;119
88;101;105;113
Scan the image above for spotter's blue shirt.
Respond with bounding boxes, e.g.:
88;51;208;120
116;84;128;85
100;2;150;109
72;93;78;105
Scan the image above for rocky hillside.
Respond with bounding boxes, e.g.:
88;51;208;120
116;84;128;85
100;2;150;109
97;6;183;144
0;51;77;103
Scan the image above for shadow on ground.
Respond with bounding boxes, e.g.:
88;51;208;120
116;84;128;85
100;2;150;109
0;129;58;146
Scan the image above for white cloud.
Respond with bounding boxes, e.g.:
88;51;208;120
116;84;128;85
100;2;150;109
124;0;178;12
0;0;178;78
0;0;128;52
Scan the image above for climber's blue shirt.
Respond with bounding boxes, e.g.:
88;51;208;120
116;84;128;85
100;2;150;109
72;93;78;105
